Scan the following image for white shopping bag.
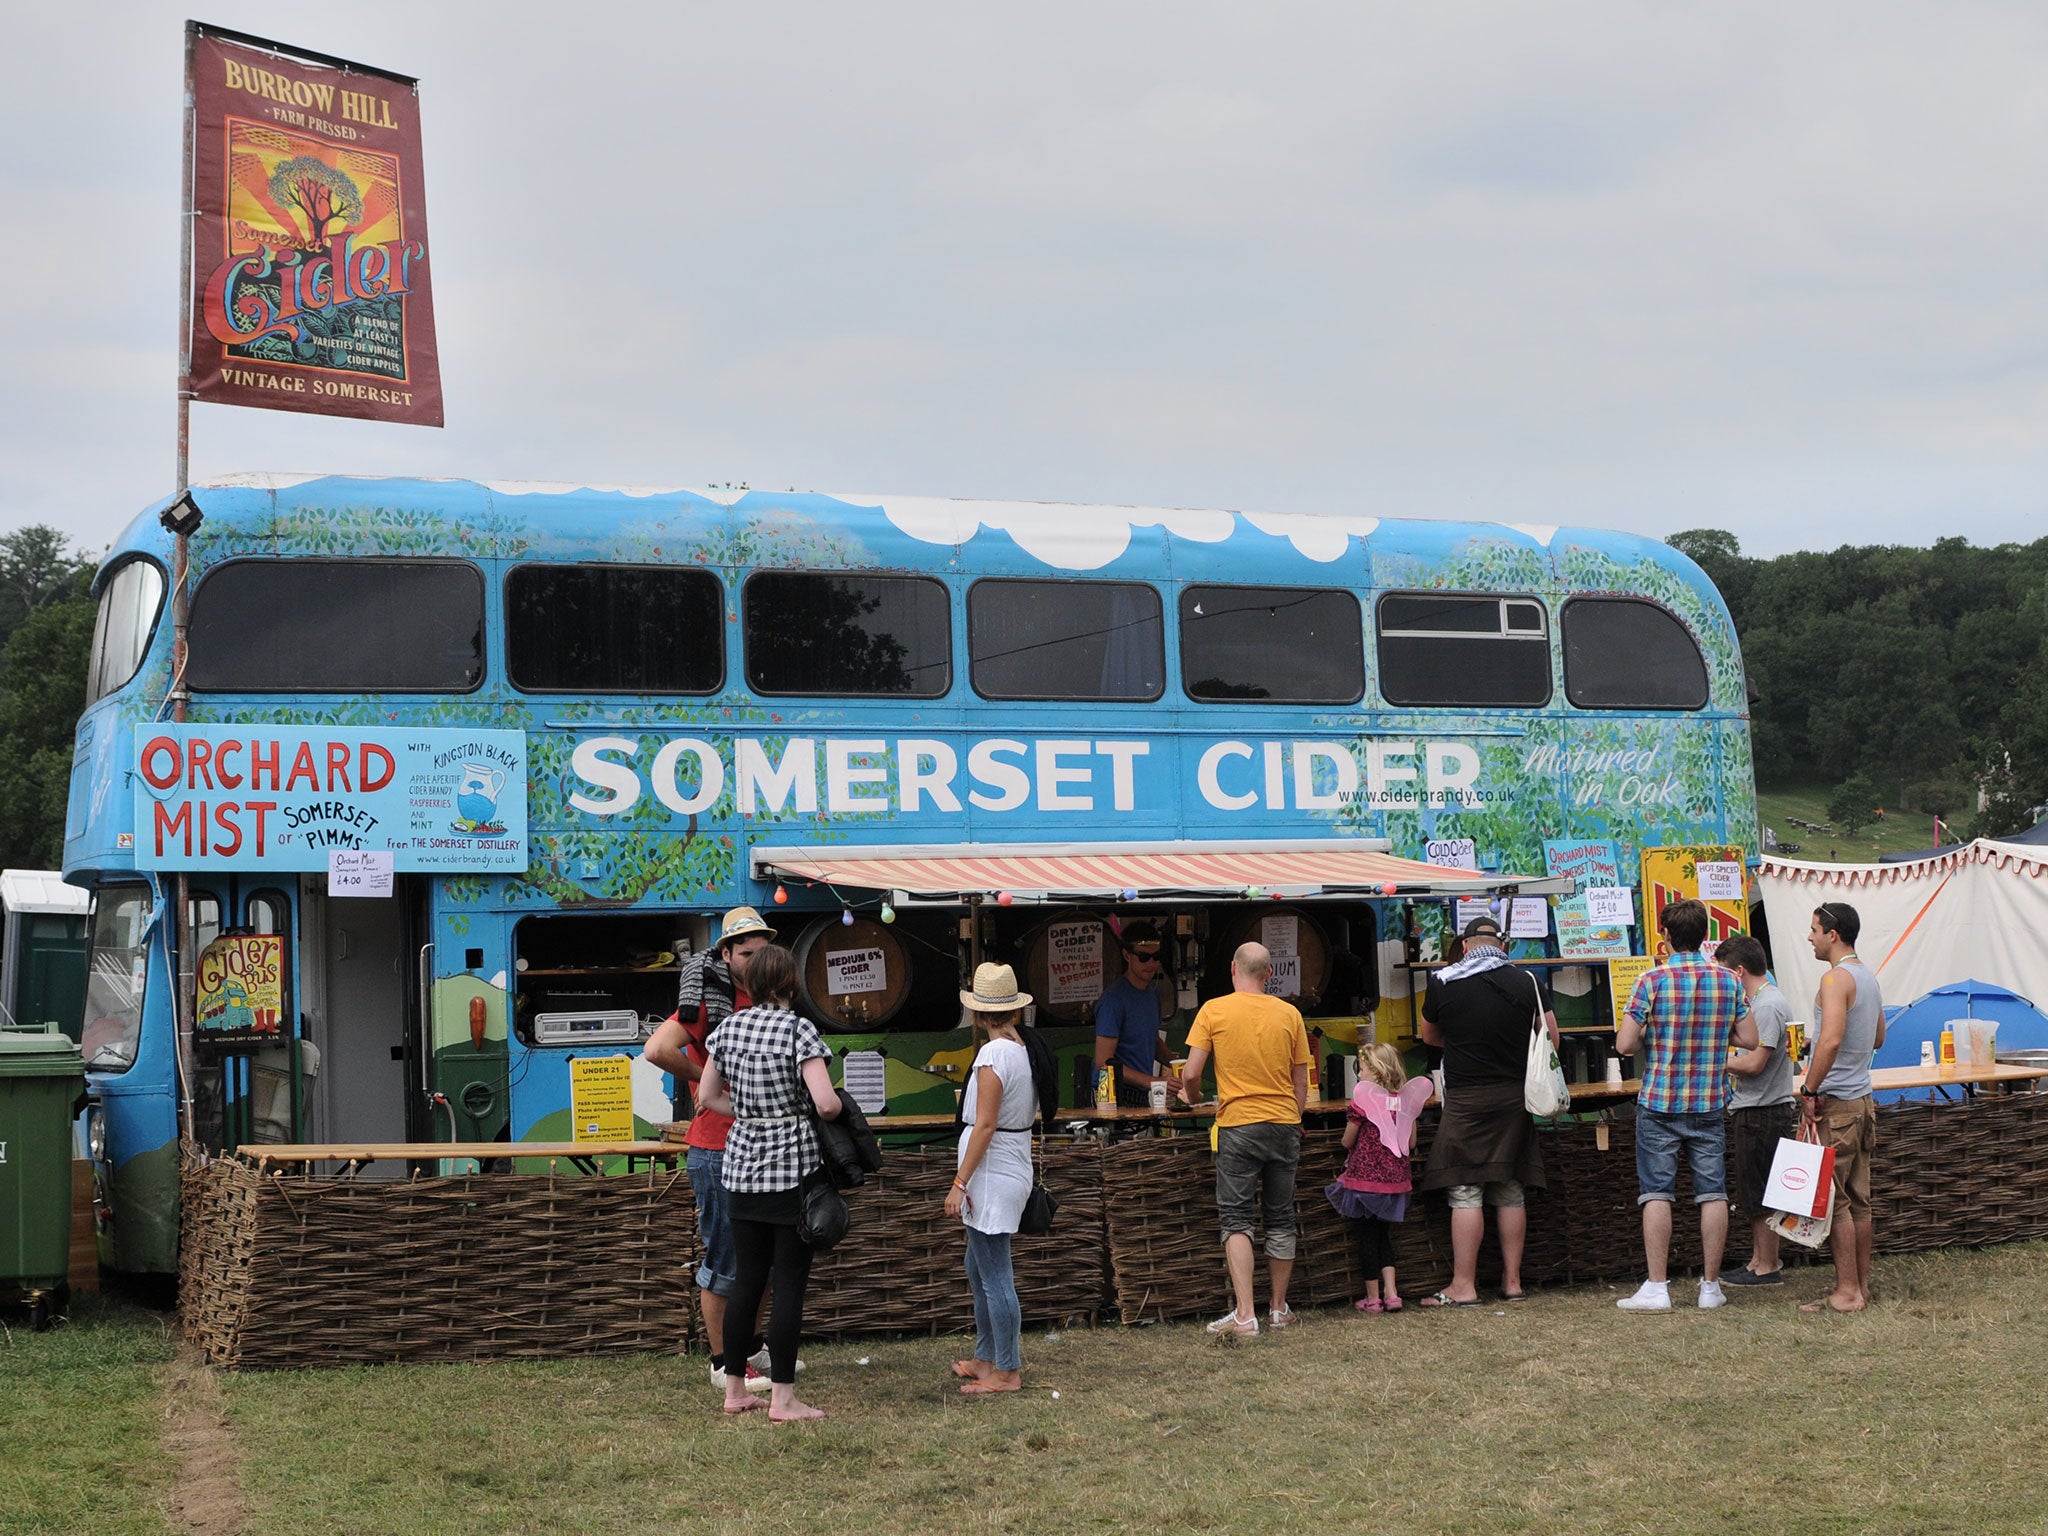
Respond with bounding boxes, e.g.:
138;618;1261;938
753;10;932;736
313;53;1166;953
1762;1130;1834;1220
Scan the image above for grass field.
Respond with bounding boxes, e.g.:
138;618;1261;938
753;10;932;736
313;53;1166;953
8;1243;2048;1536
1755;785;1951;863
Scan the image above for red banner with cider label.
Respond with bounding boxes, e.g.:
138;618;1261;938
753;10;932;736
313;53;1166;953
184;25;442;426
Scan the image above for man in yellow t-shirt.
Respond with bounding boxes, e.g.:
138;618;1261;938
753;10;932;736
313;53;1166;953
1179;942;1312;1337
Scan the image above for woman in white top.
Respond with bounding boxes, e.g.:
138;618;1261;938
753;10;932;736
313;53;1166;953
945;963;1040;1395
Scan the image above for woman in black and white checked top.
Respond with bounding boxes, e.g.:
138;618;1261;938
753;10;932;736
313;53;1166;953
698;944;841;1421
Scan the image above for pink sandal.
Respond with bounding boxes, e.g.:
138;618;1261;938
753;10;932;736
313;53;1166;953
1383;1295;1403;1313
1354;1297;1385;1314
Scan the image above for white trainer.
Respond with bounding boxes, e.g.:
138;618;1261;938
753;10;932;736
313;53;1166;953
710;1362;773;1392
1268;1305;1296;1330
1698;1280;1727;1310
749;1346;805;1375
1206;1307;1259;1336
1616;1281;1672;1312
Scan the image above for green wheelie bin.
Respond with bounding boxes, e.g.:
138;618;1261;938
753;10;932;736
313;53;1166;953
0;1030;87;1330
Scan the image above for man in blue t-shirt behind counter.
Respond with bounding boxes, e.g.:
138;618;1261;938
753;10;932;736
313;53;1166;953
1093;920;1177;1108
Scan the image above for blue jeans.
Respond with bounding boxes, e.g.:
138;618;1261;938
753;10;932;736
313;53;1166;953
1635;1109;1728;1205
687;1149;738;1296
964;1228;1021;1372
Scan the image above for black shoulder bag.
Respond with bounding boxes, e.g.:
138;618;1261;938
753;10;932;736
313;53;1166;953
790;1019;852;1252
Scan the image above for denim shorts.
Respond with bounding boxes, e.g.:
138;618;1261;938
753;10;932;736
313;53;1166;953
687;1148;738;1296
1215;1121;1301;1260
1634;1109;1727;1205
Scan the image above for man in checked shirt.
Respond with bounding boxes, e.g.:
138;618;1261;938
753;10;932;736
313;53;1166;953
1614;898;1758;1312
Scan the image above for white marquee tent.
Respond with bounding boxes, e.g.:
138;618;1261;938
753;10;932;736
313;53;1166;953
1756;839;2048;1015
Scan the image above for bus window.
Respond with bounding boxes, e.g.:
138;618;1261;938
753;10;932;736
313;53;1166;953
743;572;951;697
187;560;485;693
86;558;165;704
81;884;152;1072
1376;593;1551;708
245;890;289;935
969;579;1164;701
507;565;724;694
1180;585;1364;704
1562;598;1709;710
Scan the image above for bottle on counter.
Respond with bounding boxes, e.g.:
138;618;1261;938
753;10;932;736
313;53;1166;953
1097;1063;1117;1110
1940;1026;1956;1066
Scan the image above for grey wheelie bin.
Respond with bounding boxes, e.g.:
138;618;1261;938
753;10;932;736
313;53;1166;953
0;1030;87;1329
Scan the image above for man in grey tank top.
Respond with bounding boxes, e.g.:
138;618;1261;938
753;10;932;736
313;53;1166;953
1800;902;1885;1313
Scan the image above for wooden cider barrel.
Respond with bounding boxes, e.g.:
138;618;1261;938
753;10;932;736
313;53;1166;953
791;915;912;1028
1023;911;1122;1023
1217;905;1330;1009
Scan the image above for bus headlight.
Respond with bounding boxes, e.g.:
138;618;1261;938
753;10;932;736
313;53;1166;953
88;1106;107;1163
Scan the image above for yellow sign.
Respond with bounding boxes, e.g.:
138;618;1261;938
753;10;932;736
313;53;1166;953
194;933;286;1048
1639;844;1747;956
1608;956;1657;1033
569;1055;634;1143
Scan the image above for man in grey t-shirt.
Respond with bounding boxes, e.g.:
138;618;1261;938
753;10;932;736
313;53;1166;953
1715;936;1798;1287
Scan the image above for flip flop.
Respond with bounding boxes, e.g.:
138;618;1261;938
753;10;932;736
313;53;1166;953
959;1380;1023;1395
1499;1290;1528;1303
1418;1291;1481;1309
950;1361;984;1380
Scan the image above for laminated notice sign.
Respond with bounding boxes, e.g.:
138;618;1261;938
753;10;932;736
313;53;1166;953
1584;885;1635;926
184;23;443;425
826;946;887;996
1261;914;1299;957
1508;897;1550;939
1264;953;1302;998
570;1055;633;1143
840;1050;888;1115
1046;920;1105;1006
1608;956;1656;1032
1696;862;1744;901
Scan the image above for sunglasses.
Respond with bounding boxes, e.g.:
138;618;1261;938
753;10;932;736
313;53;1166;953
1127;948;1163;962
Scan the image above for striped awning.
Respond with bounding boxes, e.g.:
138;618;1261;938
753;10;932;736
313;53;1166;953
750;839;1574;904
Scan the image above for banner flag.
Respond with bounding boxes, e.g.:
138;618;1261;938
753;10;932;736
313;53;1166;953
183;24;442;426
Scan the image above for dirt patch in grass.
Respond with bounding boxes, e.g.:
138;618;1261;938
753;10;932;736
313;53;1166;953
162;1348;247;1536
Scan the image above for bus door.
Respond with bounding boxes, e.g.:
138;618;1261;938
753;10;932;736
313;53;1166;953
298;872;427;1172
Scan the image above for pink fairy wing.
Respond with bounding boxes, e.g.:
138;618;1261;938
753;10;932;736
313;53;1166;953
1352;1078;1431;1155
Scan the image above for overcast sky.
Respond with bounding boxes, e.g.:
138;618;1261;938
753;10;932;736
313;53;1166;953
7;2;2047;560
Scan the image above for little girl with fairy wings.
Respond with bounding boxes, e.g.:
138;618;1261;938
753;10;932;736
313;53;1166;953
1328;1044;1432;1313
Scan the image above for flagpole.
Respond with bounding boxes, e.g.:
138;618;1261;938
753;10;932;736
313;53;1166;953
172;21;199;1148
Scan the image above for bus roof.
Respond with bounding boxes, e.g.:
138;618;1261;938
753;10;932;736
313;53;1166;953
106;473;1720;611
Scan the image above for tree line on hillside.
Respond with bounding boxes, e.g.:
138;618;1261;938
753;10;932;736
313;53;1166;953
0;528;96;869
1668;529;2048;838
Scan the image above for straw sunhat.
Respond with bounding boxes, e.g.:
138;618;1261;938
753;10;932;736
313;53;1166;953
960;962;1032;1012
718;906;776;947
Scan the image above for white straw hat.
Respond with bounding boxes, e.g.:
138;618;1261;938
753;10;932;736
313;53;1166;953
960;962;1032;1012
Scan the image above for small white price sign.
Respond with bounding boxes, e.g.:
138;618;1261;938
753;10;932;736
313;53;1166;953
328;849;395;897
1585;886;1635;925
1696;861;1744;901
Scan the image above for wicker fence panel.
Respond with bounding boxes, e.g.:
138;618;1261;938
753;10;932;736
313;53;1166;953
183;1160;698;1369
179;1093;2048;1365
802;1141;1107;1339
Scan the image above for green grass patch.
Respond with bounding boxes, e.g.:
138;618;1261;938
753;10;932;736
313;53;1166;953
13;1248;2048;1535
0;1293;179;1536
1757;785;1950;863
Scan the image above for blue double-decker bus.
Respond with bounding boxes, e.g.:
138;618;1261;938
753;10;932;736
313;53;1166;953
65;475;1757;1276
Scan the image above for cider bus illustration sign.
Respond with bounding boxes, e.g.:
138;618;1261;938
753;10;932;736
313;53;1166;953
195;934;286;1049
